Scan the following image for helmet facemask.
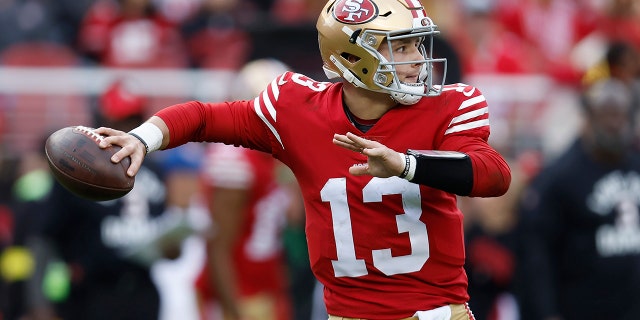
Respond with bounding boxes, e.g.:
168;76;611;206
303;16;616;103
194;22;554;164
362;25;447;105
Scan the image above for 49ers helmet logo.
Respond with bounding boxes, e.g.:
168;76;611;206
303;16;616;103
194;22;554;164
333;0;378;24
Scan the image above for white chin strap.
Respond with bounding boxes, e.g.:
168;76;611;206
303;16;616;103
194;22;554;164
390;82;425;105
388;62;428;105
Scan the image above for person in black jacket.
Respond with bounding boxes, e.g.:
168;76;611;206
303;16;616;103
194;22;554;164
515;78;640;320
26;79;186;320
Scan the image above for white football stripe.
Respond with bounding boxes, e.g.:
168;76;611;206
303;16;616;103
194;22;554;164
253;97;284;149
411;0;427;18
261;89;277;121
445;119;490;135
270;78;281;100
450;107;488;126
459;95;486;110
406;0;422;9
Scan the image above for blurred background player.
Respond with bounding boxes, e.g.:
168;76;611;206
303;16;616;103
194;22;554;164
180;0;251;70
77;0;188;68
516;78;640;320
582;41;640;141
194;59;300;320
23;78;192;320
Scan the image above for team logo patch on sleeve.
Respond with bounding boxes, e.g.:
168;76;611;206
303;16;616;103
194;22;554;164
333;0;378;24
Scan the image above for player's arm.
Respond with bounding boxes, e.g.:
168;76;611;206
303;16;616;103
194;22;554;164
97;98;270;177
333;132;510;197
436;134;511;197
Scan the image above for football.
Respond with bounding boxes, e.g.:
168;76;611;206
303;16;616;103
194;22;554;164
45;126;134;201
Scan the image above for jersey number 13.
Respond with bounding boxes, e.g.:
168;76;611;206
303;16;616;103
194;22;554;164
321;177;430;277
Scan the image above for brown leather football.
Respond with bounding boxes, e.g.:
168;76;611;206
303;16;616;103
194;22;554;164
45;126;134;201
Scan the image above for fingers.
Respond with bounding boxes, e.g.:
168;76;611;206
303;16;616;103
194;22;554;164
333;133;362;153
344;132;365;144
95;127;145;177
95;126;124;137
112;140;146;176
125;150;144;177
333;132;383;154
345;132;381;149
349;164;368;176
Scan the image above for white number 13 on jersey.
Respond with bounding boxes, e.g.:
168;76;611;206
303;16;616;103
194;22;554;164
321;177;430;277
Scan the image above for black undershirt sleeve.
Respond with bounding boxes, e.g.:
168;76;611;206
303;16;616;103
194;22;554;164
406;149;473;196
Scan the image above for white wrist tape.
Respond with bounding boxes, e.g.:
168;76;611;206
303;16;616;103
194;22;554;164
405;155;417;181
398;152;417;181
129;122;163;154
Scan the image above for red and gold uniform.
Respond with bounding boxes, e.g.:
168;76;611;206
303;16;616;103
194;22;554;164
195;143;291;320
157;72;510;318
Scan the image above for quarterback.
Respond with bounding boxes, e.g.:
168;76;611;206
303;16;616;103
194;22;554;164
98;0;511;319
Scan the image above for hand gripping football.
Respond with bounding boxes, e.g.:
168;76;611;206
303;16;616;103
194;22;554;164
45;126;134;201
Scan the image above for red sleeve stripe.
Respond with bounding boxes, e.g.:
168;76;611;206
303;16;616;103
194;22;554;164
272;75;284;99
459;94;486;110
262;88;277;120
253;96;284;149
443;92;490;135
449;107;488;126
445;119;490;135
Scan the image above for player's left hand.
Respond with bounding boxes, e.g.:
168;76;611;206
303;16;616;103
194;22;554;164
333;132;405;178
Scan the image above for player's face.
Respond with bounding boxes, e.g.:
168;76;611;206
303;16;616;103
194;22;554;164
589;101;633;157
378;37;425;84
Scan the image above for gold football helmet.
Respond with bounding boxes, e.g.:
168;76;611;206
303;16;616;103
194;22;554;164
317;0;447;105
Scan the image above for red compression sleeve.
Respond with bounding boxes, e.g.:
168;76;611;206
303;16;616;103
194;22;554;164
466;144;511;197
155;100;271;152
440;135;511;197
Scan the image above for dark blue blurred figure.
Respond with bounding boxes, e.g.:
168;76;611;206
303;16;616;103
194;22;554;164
516;78;640;320
20;79;188;320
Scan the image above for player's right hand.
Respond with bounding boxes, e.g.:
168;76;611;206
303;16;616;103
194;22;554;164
333;132;405;178
95;127;146;177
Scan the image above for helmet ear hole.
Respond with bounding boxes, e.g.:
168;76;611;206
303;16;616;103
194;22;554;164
362;68;368;74
341;53;361;64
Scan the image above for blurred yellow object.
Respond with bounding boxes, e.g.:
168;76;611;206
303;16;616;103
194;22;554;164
0;246;35;282
582;60;610;87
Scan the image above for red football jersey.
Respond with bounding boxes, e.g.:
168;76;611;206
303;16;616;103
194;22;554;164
196;143;290;298
157;72;500;318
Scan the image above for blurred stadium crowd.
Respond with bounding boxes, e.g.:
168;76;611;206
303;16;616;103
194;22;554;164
0;0;639;319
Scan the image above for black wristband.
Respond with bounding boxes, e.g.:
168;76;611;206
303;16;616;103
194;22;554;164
128;132;149;154
407;149;473;196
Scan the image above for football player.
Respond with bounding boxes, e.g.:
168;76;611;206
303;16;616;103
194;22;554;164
97;0;511;319
195;59;295;320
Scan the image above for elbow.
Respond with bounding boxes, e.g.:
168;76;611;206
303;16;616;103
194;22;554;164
486;165;512;197
470;163;512;197
493;168;512;196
